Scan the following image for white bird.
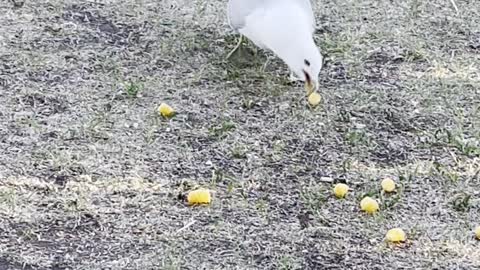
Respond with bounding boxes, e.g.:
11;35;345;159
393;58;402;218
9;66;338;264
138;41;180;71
227;0;323;95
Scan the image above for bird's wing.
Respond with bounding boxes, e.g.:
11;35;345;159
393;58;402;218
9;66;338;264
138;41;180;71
297;0;316;32
240;1;313;54
227;0;270;30
227;0;315;33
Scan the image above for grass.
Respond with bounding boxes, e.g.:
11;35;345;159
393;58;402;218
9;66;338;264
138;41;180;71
0;0;479;269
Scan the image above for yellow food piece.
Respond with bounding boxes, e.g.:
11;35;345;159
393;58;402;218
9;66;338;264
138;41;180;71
386;228;406;243
360;197;379;214
381;178;396;192
187;189;211;205
158;103;175;118
475;226;480;240
333;183;349;198
308;92;322;106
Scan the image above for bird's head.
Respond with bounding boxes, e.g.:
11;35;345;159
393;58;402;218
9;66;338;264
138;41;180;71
289;40;323;95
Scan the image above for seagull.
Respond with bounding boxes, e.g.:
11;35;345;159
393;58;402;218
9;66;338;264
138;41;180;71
226;0;323;95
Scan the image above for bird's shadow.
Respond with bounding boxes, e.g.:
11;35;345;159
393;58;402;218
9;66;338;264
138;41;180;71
224;36;268;69
220;35;305;90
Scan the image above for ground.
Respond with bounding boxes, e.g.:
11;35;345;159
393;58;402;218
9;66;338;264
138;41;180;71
0;0;479;269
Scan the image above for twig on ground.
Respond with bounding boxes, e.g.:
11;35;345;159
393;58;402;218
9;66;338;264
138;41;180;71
449;0;459;15
175;219;197;234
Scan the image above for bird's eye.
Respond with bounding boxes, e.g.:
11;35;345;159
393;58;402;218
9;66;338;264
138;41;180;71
304;59;310;66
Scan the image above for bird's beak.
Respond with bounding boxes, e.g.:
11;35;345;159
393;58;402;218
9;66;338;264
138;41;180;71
304;80;314;96
303;71;315;96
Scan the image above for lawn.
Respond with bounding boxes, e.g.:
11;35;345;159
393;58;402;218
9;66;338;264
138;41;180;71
0;0;479;269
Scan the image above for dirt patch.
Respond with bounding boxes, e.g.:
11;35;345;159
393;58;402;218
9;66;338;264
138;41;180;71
1;0;479;269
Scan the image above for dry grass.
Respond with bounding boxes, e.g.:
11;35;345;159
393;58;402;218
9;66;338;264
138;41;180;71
0;0;479;269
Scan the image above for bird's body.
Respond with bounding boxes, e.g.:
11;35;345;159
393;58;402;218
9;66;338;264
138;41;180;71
228;0;315;34
227;0;322;93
